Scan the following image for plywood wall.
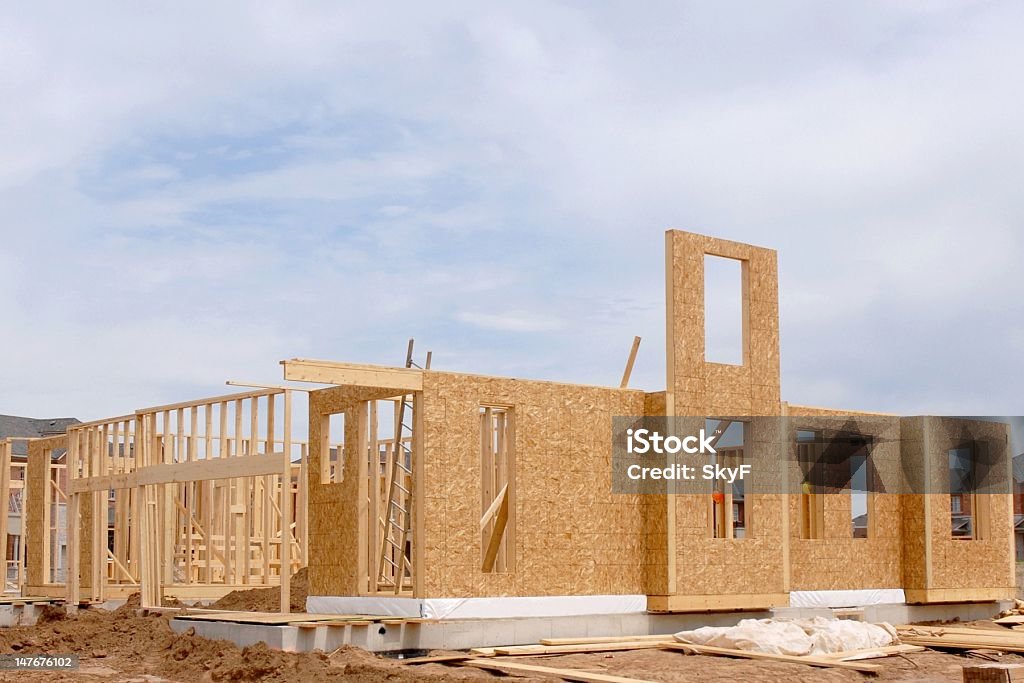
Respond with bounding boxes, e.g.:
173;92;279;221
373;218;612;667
302;229;1014;607
419;372;647;598
661;231;786;603
665;230;781;417
902;417;1014;602
785;410;903;591
307;385;403;597
24;437;60;588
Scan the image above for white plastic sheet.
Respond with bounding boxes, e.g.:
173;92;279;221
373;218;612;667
789;589;905;608
674;617;897;656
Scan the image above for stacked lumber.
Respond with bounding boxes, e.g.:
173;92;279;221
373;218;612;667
413;632;924;677
897;624;1024;652
995;615;1024;628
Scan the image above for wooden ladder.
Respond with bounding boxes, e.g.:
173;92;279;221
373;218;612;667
375;339;423;593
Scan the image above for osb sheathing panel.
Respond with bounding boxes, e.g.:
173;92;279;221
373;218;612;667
665;230;781;418
641;392;668;594
665;231;785;597
25;436;65;587
307;384;408;597
921;417;1013;592
420;371;648;598
27;435;92;595
671;418;787;596
899;419;929;591
785;414;903;591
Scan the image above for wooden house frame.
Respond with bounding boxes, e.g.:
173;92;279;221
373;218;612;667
18;389;320;611
289;230;1015;614
6;229;1014;616
1;438;28;593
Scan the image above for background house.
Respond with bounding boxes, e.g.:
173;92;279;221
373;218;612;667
0;415;78;590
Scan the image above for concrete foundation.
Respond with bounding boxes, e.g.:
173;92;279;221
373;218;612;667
0;599;62;627
168;600;1013;653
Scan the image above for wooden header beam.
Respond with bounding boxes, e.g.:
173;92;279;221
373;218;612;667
135;388;281;415
281;359;423;390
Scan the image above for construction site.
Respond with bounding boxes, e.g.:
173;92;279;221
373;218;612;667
2;230;1023;682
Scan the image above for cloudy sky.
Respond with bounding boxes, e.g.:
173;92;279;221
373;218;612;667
1;2;1021;426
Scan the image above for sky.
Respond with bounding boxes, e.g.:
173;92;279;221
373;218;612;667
1;1;1022;426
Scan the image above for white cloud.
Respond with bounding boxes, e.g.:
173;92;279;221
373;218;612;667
455;311;564;333
0;1;1021;421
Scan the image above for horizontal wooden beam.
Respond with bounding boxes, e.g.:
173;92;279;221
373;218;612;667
226;380;319;391
281;359;423;390
68;414;136;431
904;587;1014;604
70;454;289;492
136;388;281;415
647;592;789;613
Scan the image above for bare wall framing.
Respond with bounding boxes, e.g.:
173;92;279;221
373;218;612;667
63;389;302;610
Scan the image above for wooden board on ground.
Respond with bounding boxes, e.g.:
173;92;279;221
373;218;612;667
661;643;882;674
0;596;62;604
897;625;1024;652
540;635;675;646
174;612;369;625
402;654;472;665
995;616;1024;627
462;658;658;683
494;641;666;656
822;645;925;661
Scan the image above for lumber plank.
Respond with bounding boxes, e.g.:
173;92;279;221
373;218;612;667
479;484;508;532
620;336;642;388
174;612;366;625
137;389;279;416
995;615;1024;627
822;644;925;661
494;641;666;656
661;643;881;674
540;635;675;646
899;638;1024;653
480;485;509;572
282;359;423;390
462;658;658;683
896;625;1024;651
402;654;472;665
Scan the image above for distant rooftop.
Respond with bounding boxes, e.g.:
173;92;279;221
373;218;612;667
0;415;80;456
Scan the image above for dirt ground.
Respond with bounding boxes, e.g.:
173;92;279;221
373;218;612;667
1;604;1021;682
205;568;309;612
0;601;496;682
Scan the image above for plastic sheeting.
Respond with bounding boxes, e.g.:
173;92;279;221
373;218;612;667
307;594;648;619
674;617;898;656
789;589;906;608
